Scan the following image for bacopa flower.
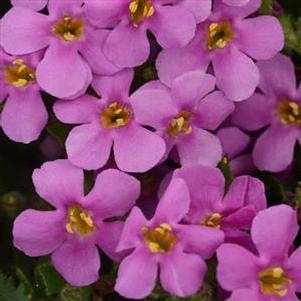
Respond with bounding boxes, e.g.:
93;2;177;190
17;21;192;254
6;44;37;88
217;205;301;301
232;54;301;172
54;69;166;172
115;178;224;299
84;0;212;68
173;165;266;248
130;70;234;167
1;0;121;98
156;0;284;101
0;48;48;143
13;160;140;286
217;126;254;176
11;0;49;11
222;0;250;5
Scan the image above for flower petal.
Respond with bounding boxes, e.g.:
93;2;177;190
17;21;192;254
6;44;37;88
1;7;50;54
115;247;158;299
171;70;216;110
113;124;166;172
52;239;100;286
227;288;262;301
288;247;301;292
196;91;234;130
13;209;65;256
251;205;299;261
160;251;206;297
1;89;47;143
217;243;260;291
212;48;259;102
253;125;298;172
66;123;112;170
178;0;211;23
36;43;92;98
236;16;284;60
32;159;84;209
85;169;140;219
11;0;48;10
104;22;149;68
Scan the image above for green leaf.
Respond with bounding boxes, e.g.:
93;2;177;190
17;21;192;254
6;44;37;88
60;285;92;301
35;262;66;297
218;156;233;191
0;273;29;301
259;0;273;15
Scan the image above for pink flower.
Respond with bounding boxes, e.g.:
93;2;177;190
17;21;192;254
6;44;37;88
115;178;224;299
11;0;49;11
13;160;140;286
130;70;234;167
217;205;301;301
156;0;284;101
0;48;48;143
232;54;301;172
84;0;212;68
1;0;121;98
54;69;166;172
173;165;266;249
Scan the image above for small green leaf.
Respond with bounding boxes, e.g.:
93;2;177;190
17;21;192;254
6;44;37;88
0;273;29;301
60;285;92;301
218;156;234;191
259;0;273;15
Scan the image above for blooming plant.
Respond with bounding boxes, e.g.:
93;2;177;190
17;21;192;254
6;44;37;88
0;0;301;300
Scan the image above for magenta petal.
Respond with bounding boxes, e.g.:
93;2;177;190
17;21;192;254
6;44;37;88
223;205;256;229
154;178;190;223
177;224;224;258
11;0;48;10
117;206;148;252
1;89;47;143
251;205;299;261
148;5;196;48
228;288;262;301
32;159;84;209
160;252;206;297
213;49;259;102
178;0;211;23
177;128;222;166
36;44;92;98
257;54;297;98
115;247;158;299
13;209;65;256
288;247;301;292
97;221;124;262
1;7;50;54
114;124;166;172
66;124;112;170
236;16;284;60
157;46;209;87
80;29;122;75
196;91;234;130
54;95;101;124
85;169;140;219
171;70;216;110
52;239;100;286
104;22;149;68
231;93;273;131
92;69;134;101
47;0;83;16
223;0;249;5
217;243;259;291
253;125;298;172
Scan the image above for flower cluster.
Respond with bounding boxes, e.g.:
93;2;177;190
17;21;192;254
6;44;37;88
1;0;301;300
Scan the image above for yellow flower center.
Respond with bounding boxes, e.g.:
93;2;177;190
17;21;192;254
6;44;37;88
52;16;84;41
129;0;155;27
167;110;192;137
142;223;176;253
206;21;234;50
5;59;36;88
258;267;292;297
276;99;301;126
100;102;131;128
200;213;223;229
66;205;94;236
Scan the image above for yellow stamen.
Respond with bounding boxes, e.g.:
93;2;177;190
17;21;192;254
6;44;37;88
167;110;192;137
5;59;36;88
100;102;131;129
277;99;301;126
259;267;292;297
206;21;234;50
129;0;154;27
66;205;94;236
201;213;223;229
142;223;176;253
52;16;84;41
